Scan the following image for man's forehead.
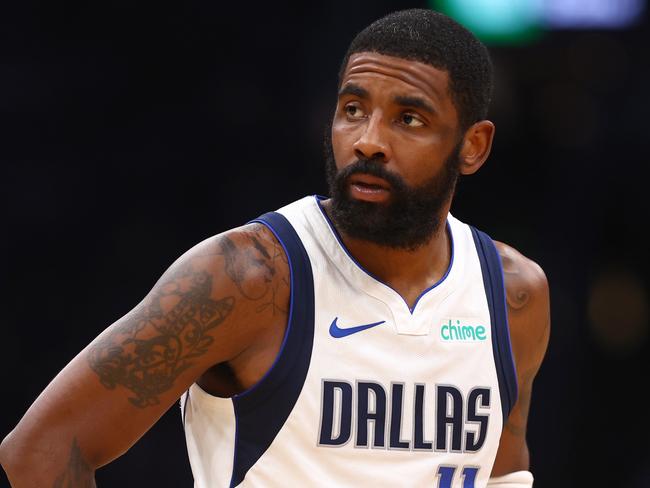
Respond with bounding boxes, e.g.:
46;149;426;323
341;52;450;102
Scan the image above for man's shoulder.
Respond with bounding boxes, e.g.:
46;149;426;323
493;241;550;373
455;219;549;307
493;241;548;309
169;221;290;357
186;222;288;287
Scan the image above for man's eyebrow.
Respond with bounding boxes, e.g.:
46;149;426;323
393;95;436;115
338;83;369;99
338;84;437;115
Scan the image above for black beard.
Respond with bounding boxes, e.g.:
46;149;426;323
324;130;461;251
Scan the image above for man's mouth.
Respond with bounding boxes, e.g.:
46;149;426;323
348;174;391;190
348;174;391;201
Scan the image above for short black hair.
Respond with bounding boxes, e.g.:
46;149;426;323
339;9;493;132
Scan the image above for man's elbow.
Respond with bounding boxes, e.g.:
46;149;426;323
0;430;97;487
0;430;26;486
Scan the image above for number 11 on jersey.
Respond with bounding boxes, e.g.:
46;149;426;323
436;466;479;487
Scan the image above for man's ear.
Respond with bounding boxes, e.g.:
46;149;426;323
458;120;495;175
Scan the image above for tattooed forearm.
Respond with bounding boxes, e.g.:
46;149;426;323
52;439;95;488
88;267;234;407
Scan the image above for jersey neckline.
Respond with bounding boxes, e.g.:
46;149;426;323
312;195;455;315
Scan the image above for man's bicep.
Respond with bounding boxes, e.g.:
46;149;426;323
53;225;274;448
86;247;238;413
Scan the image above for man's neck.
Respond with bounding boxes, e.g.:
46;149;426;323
321;199;452;309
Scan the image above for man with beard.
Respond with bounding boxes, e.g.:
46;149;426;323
1;9;549;488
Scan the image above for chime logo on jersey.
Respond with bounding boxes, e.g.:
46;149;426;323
318;380;491;452
440;318;488;342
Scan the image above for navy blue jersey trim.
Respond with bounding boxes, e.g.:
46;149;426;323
470;227;518;423
228;211;315;487
182;389;190;425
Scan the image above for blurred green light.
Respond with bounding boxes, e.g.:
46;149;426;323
430;0;544;45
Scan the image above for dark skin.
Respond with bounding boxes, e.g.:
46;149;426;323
0;52;550;486
326;53;549;476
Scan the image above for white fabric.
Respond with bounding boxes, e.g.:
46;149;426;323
183;196;513;487
487;470;534;487
181;386;236;488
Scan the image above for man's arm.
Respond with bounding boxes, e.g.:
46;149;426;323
490;242;551;479
0;222;289;487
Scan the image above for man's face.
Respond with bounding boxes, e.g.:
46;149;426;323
326;52;463;250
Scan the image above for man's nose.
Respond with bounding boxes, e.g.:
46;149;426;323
352;113;391;162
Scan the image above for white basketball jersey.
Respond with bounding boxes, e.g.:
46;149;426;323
181;195;517;488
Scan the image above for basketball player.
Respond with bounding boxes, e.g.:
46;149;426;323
0;9;550;487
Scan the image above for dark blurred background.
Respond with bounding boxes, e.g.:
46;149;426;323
1;1;649;487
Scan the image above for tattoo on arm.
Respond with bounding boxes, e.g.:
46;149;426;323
88;265;235;408
501;258;530;311
52;438;95;488
218;225;289;315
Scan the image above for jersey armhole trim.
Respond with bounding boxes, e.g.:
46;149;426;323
227;212;315;487
470;226;518;423
232;217;296;400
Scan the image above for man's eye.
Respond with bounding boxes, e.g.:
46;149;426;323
345;104;364;118
402;113;424;127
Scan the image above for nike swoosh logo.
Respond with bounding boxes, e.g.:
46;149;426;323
329;317;386;338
